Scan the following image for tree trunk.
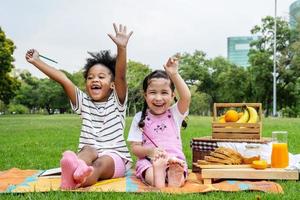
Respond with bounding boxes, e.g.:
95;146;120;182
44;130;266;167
59;108;66;114
45;105;53;115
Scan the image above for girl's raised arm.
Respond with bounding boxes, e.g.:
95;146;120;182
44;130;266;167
164;57;191;115
25;49;76;105
108;23;133;105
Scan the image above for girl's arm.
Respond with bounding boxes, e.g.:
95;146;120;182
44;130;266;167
108;23;133;105
25;49;76;105
164;57;191;115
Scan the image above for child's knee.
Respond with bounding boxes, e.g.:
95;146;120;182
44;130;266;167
80;145;98;157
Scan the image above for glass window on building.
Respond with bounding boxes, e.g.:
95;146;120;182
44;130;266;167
227;36;256;67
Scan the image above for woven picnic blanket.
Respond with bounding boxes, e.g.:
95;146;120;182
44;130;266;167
0;168;283;193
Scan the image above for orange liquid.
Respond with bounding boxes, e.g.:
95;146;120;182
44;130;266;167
271;143;289;168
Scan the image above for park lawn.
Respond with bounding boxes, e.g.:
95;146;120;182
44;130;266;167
0;114;299;199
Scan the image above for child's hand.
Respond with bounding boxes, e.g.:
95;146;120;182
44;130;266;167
149;148;166;159
108;23;133;48
164;55;179;77
25;49;40;64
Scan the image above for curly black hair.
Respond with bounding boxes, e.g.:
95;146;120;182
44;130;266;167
83;50;116;80
138;70;187;129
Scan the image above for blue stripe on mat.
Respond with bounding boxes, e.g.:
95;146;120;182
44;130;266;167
125;170;138;192
5;170;43;193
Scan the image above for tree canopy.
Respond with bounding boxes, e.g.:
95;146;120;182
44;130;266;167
0;27;20;104
1;16;300;117
248;16;300;116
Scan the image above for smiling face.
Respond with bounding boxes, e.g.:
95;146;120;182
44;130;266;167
144;78;175;115
85;64;114;102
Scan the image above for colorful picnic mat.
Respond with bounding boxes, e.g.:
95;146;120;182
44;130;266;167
0;168;283;193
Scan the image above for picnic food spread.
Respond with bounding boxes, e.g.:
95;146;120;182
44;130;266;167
197;146;260;166
192;103;299;183
212;103;262;139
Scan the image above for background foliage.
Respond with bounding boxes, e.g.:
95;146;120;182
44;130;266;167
0;15;300;117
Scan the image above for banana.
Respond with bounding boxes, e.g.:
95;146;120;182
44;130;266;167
218;115;226;123
237;112;244;119
247;106;259;123
236;109;249;123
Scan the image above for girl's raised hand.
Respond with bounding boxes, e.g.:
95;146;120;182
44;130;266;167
163;55;179;76
25;49;40;63
108;23;133;48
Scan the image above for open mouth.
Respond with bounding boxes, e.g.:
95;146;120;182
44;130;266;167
153;103;164;108
91;85;101;94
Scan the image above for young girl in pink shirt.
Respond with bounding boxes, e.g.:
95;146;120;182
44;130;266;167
127;56;191;188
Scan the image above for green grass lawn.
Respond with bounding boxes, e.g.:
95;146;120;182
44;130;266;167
0;114;299;199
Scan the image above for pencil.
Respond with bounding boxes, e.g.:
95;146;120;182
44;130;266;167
140;128;158;148
39;54;58;64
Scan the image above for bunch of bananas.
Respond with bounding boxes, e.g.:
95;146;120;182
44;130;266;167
218;106;259;123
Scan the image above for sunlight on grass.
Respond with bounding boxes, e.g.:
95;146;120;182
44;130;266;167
0;114;299;199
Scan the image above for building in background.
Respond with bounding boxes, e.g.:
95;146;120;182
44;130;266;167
290;0;300;29
227;36;256;67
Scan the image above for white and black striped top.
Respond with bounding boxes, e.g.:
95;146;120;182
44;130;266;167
71;87;132;171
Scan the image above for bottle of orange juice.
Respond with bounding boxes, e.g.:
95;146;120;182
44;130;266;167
271;131;289;168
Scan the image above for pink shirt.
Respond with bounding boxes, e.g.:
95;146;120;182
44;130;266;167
128;103;188;161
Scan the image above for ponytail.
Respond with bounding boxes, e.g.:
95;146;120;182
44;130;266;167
174;96;188;129
138;100;148;128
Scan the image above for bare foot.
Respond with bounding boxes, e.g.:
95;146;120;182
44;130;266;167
167;157;185;187
60;150;80;189
73;159;94;185
152;152;168;188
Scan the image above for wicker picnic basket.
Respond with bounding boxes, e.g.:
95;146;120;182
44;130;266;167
212;103;262;140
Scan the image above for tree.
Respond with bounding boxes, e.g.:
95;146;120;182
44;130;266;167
35;78;66;114
249;16;298;116
179;50;208;86
126;60;151;116
179;51;214;109
285;21;300;117
15;69;73;114
71;69;85;91
0;27;20;104
209;58;249;103
189;86;211;115
14;70;40;112
180;51;248;112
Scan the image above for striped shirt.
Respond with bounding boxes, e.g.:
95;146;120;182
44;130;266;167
71;87;132;171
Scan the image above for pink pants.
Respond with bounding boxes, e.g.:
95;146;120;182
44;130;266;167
98;152;126;178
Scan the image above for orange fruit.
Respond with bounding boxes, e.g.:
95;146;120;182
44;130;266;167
224;109;239;122
251;160;268;170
